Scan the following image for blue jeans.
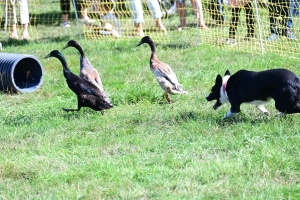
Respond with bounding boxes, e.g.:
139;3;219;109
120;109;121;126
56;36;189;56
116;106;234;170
268;0;293;36
208;0;225;24
291;0;300;16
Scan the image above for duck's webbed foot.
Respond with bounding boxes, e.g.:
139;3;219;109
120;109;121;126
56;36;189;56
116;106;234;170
165;92;172;103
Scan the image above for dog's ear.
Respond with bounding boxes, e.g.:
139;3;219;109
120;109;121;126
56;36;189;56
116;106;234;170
225;70;231;76
216;74;223;86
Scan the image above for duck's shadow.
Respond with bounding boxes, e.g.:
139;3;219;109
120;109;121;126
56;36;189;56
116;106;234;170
61;108;100;120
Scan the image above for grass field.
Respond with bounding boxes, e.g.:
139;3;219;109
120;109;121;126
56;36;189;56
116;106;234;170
0;33;299;199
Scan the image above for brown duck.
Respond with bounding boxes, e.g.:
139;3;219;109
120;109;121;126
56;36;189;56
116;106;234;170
136;36;187;103
62;40;110;102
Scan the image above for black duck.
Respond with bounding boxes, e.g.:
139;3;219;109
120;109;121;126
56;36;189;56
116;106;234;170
44;50;113;114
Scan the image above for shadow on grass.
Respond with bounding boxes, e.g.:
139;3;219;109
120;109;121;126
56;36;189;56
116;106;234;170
175;111;200;123
1;38;31;47
1;163;37;181
215;112;297;127
3;106;97;127
1;35;76;47
61;107;102;121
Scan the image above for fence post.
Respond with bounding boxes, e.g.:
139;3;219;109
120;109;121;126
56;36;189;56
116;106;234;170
254;0;264;54
72;0;82;39
5;0;8;40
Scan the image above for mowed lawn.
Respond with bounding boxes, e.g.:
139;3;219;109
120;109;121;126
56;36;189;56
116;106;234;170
0;37;299;199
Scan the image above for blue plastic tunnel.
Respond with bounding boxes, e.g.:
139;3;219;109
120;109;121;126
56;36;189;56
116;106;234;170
0;53;44;93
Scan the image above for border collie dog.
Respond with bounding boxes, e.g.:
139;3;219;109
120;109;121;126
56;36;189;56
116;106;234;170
206;69;300;119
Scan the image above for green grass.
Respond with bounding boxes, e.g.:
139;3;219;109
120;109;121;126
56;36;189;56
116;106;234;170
0;36;299;199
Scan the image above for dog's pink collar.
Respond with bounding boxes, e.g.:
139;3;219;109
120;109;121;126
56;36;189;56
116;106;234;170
222;82;227;94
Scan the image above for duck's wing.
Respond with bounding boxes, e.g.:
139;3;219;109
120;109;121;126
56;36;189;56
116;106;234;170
151;60;179;86
79;81;112;103
78;82;101;97
76;79;107;99
152;59;187;94
81;68;104;88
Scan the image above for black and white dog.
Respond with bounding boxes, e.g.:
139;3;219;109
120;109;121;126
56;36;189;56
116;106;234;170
206;69;300;118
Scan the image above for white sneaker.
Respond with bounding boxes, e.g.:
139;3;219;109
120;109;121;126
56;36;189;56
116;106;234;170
225;38;237;46
62;21;71;28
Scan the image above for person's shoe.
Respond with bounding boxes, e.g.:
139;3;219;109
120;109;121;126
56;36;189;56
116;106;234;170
225;38;237;46
287;31;297;40
62;21;71;28
265;33;278;41
244;34;255;41
177;26;186;31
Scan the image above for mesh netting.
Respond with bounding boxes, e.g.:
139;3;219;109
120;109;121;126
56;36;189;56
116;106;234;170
0;0;299;57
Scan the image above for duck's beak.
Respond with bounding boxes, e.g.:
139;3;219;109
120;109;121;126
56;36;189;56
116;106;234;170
44;54;50;59
62;44;69;50
136;41;142;47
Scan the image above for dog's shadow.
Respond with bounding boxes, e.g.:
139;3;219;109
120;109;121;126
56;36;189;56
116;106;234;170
216;112;296;127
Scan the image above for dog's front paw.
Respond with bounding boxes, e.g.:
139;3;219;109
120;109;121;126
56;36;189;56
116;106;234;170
222;110;238;119
263;111;269;115
275;112;285;117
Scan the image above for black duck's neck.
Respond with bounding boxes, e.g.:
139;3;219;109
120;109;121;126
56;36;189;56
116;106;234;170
147;39;156;53
56;54;70;72
73;43;85;56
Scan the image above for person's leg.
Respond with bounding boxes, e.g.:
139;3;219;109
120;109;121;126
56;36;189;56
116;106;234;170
128;0;145;36
229;7;240;39
176;0;186;29
282;0;292;33
128;0;144;24
265;0;280;40
216;0;225;24
102;12;122;36
19;0;30;39
60;0;71;27
295;0;300;16
245;2;255;38
78;0;95;23
268;0;279;35
145;0;166;32
290;0;296;16
6;1;18;39
190;0;209;29
282;0;296;39
10;24;18;39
